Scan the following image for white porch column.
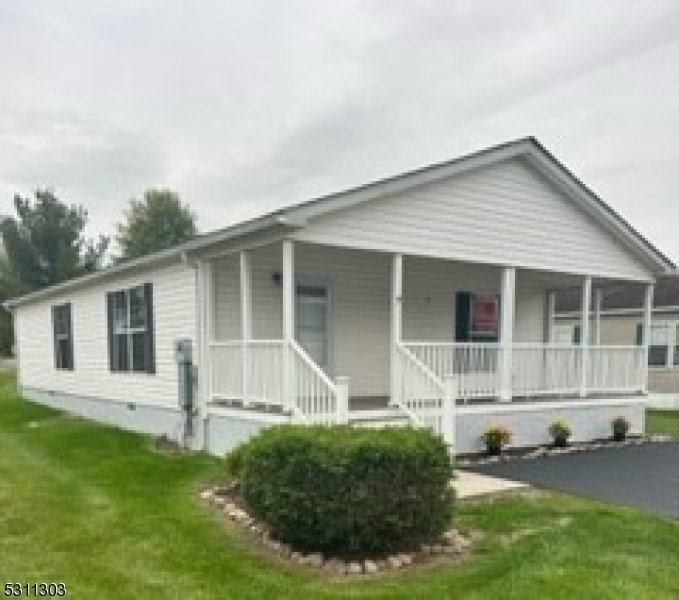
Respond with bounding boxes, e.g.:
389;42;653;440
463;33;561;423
499;266;516;402
442;375;457;453
579;275;592;398
239;251;252;404
642;282;655;393
282;240;295;407
593;287;603;346
546;291;556;343
390;254;403;404
195;260;208;411
201;260;215;403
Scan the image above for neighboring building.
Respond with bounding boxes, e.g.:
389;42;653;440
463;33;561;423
555;278;679;409
4;138;675;454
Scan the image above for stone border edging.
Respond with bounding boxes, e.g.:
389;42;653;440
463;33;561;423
200;486;479;575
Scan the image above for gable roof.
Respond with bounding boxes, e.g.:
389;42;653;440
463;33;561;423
5;136;675;309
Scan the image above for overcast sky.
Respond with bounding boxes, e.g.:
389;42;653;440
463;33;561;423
1;1;678;261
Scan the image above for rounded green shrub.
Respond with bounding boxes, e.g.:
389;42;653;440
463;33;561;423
232;425;454;555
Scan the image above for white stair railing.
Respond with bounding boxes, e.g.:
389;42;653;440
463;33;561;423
208;339;344;423
288;340;343;424
394;343;454;443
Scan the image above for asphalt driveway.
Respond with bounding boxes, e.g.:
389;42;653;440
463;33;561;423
463;441;679;518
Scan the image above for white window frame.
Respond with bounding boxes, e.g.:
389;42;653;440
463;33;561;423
552;323;580;345
110;285;151;373
647;320;678;370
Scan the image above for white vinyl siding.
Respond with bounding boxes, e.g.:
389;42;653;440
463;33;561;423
212;243;547;397
292;158;652;281
16;263;196;407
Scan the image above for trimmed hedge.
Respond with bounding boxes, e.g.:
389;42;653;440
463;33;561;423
227;425;454;555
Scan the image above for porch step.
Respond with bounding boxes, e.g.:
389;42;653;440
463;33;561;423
348;408;412;429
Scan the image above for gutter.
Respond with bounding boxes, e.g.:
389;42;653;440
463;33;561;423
4;215;303;310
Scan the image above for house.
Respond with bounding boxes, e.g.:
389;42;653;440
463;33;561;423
555;277;679;409
4;138;675;455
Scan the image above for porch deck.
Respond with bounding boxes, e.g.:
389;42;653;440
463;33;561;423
209;390;645;415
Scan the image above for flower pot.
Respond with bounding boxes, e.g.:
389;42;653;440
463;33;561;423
612;432;626;442
553;436;569;448
486;442;502;456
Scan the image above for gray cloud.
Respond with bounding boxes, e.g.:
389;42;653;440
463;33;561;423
1;1;679;261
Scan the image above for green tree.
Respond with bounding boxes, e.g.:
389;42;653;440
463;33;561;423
0;255;17;356
0;190;108;355
0;189;108;293
116;189;197;261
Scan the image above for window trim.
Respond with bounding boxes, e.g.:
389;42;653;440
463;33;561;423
639;320;679;370
52;302;74;371
106;283;155;375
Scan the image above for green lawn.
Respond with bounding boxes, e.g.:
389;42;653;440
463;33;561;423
2;368;679;598
646;409;679;437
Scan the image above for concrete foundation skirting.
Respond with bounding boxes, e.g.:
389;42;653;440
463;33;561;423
22;386;186;439
456;398;645;455
647;393;679;411
204;407;289;456
21;387;289;456
20;387;646;458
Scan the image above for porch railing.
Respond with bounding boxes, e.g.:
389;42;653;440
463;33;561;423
393;343;455;446
404;342;500;400
209;341;242;401
403;342;646;401
512;344;583;397
208;339;346;424
587;345;646;394
289;340;342;424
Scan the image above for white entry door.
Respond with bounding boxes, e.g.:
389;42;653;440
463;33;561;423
296;282;331;371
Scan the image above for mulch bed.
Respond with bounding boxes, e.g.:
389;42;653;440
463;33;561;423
458;434;673;467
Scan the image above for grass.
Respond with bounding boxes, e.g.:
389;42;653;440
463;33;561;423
646;409;679;437
1;368;679;598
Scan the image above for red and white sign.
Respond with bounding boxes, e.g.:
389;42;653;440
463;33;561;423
472;295;499;335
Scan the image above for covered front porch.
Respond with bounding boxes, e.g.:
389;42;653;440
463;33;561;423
197;239;653;446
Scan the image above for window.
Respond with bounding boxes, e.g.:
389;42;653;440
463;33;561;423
106;283;155;374
649;323;670;367
552;324;580;344
455;292;500;342
636;322;677;368
52;303;74;370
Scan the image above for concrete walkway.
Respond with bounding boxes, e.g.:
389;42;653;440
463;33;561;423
454;470;528;499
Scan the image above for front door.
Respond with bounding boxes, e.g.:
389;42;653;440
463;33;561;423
296;282;331;372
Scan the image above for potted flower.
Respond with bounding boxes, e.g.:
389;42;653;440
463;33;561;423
612;416;631;442
548;420;572;448
482;425;512;456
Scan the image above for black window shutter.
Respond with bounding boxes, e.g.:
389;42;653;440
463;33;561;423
573;325;582;344
144;283;156;374
51;306;59;369
635;323;643;346
66;303;74;370
455;292;472;342
106;292;118;372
